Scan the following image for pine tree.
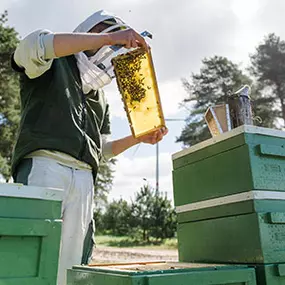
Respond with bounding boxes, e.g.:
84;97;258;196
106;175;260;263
0;11;20;180
130;184;176;241
177;56;276;147
94;159;116;211
250;33;285;126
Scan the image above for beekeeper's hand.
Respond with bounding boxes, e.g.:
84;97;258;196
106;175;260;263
106;28;149;51
138;127;168;145
108;127;168;157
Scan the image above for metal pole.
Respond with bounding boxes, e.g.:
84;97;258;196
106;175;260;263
156;142;159;194
155;119;185;195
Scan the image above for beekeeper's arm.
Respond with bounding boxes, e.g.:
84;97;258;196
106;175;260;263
13;29;147;79
102;130;168;161
109;128;168;158
100;100;168;161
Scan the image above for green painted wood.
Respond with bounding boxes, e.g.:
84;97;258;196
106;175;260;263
38;220;62;283
67;270;142;285
178;212;285;264
173;134;246;170
147;269;256;285
0;278;45;285
67;266;256;285
254;264;285;285
178;200;253;223
0;219;61;284
0;188;62;284
259;144;285;158
0;197;61;219
173;132;285;207
177;199;285;223
269;212;285;224
277;264;285;276
249;143;285;191
0;236;41;278
0;218;51;236
72;263;246;276
173;145;252;206
173;132;284;170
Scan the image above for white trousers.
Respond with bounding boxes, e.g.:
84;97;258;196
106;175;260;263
16;157;95;285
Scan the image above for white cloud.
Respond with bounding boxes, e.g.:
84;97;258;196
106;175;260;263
231;0;261;22
0;0;20;10
109;152;174;202
159;80;187;117
0;174;5;183
104;84;125;119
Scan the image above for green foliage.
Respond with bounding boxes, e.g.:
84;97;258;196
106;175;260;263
250;33;285;125
0;11;20;180
98;184;177;243
130;185;176;241
95;235;177;248
94;159;117;233
94;158;116;211
130;184;155;242
150;194;177;240
98;198;131;236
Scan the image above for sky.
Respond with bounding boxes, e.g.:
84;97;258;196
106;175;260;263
2;0;285;202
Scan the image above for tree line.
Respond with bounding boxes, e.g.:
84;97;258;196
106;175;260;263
95;184;177;242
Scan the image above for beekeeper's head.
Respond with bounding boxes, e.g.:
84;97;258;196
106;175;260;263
74;10;128;56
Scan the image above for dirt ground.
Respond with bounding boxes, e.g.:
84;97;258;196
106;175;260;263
91;246;178;264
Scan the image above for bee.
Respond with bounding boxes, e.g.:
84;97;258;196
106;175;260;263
113;49;148;104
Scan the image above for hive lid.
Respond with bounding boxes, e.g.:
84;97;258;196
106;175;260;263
172;125;285;161
0;183;63;201
72;261;248;275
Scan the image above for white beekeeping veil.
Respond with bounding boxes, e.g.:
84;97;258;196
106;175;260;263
74;10;130;94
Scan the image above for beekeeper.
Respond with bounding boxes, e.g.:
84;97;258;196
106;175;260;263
11;10;168;285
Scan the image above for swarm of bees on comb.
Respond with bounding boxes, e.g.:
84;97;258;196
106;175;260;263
112;47;165;138
112;48;150;106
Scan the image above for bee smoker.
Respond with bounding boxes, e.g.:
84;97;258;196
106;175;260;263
228;85;253;128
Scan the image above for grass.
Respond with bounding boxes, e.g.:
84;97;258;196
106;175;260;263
95;235;178;249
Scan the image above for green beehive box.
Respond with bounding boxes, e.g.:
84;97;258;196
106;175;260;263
172;125;285;206
67;262;257;285
176;187;285;264
0;183;63;285
254;263;285;285
176;190;285;223
178;209;285;264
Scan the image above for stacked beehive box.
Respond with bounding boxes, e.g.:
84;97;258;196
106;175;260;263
172;125;285;284
0;183;62;285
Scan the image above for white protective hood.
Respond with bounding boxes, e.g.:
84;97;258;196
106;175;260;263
74;10;123;34
73;10;129;94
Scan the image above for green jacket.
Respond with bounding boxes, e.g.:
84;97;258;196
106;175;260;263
11;55;110;179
